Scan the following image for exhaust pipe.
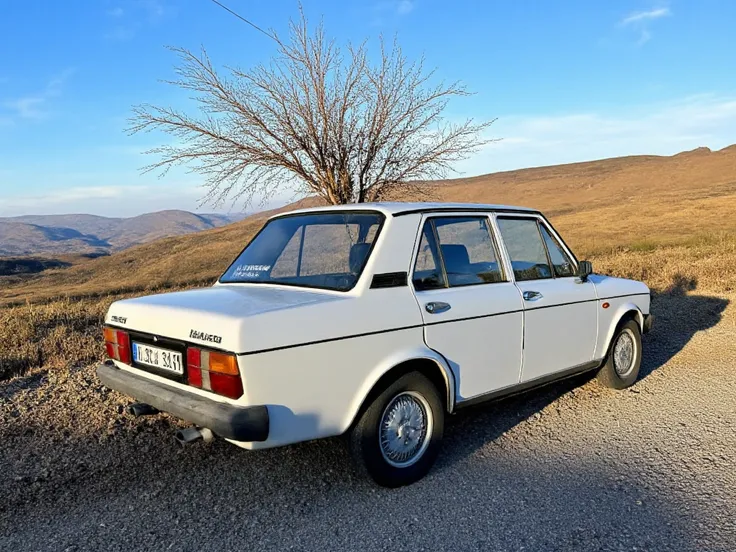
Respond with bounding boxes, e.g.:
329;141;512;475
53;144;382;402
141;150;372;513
174;427;214;447
127;403;159;417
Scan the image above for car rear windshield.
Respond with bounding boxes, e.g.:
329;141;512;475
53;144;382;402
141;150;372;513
219;212;384;291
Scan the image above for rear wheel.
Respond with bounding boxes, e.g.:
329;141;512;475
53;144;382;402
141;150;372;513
349;372;444;487
596;318;642;389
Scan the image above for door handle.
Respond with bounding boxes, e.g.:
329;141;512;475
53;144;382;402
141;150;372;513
523;291;543;302
425;302;451;314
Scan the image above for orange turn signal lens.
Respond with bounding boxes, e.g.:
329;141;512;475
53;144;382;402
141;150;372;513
103;327;117;343
208;351;239;375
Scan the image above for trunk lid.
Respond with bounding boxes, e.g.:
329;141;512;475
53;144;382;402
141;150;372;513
105;284;344;352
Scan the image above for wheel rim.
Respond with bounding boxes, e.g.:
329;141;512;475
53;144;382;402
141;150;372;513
613;328;637;377
379;391;433;468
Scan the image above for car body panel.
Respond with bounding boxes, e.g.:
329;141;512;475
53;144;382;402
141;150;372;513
515;277;599;381
231;329;443;449
588;273;650;358
417;282;524;401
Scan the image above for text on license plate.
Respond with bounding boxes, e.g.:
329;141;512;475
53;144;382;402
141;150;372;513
132;342;183;374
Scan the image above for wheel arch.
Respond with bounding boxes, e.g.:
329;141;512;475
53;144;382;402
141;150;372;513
601;303;643;357
341;349;455;435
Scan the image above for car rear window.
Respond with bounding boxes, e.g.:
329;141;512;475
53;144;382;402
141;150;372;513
220;212;383;291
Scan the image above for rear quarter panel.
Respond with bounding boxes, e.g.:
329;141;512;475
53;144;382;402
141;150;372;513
234;328;452;449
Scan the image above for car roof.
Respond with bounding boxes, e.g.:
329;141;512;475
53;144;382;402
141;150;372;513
270;202;540;219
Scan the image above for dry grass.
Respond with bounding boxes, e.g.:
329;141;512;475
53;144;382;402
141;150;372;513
0;287;196;381
0;296;111;381
591;235;736;294
2;146;736;380
2;238;733;381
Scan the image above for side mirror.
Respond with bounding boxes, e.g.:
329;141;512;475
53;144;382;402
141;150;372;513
577;260;593;282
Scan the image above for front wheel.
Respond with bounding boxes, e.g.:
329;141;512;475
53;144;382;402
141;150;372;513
348;372;444;487
596;318;642;389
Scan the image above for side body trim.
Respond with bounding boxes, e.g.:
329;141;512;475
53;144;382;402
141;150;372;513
455;359;603;409
114;294;650;357
237;293;648;355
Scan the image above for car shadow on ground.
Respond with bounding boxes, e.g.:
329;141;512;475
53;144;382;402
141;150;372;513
638;274;729;380
436;272;729;468
0;392;713;552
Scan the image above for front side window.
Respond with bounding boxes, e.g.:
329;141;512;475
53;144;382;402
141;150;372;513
412;216;504;290
540;224;576;277
220;212;383;291
496;217;553;281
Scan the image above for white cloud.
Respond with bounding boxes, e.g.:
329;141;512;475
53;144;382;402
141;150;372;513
103;1;172;41
141;0;166;20
619;6;671;45
0;183;201;217
3;97;45;119
621;7;670;25
397;1;414;15
637;29;652;46
4;94;736;217
454;95;736;176
45;68;75;97
1;69;74;120
370;0;416;25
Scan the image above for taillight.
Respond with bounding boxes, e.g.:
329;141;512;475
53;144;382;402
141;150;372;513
187;348;203;387
186;346;243;399
104;327;131;364
209;372;243;398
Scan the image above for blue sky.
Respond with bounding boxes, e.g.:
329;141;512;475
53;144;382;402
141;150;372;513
1;0;735;217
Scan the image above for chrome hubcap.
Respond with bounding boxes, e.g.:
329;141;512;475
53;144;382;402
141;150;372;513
379;392;432;468
613;329;636;377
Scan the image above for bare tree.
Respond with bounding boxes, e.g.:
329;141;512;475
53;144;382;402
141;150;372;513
128;11;494;207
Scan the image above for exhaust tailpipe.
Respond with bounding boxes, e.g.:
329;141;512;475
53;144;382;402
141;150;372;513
127;403;159;417
174;427;214;447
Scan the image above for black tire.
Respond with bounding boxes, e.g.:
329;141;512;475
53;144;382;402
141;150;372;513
349;372;444;488
596;318;642;389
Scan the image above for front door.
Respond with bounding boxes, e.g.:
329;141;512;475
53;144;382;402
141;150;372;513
412;215;524;401
495;216;598;382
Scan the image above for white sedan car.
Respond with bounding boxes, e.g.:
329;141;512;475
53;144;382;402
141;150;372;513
98;202;653;487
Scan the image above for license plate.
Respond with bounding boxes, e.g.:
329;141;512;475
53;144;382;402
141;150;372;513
132;342;183;375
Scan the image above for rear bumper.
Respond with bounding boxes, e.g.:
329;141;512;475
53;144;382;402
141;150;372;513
643;313;654;334
96;362;269;442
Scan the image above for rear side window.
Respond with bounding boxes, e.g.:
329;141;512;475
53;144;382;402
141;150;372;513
539;224;576;277
496;217;553;281
412;216;504;290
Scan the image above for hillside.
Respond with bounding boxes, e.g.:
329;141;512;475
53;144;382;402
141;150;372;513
0;210;246;256
2;145;736;306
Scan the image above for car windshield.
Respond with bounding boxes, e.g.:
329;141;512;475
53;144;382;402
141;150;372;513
219;212;384;291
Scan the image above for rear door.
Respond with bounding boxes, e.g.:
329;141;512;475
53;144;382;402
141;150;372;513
495;215;598;382
412;215;524;401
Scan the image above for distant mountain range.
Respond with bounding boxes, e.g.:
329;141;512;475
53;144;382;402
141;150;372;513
0;210;247;257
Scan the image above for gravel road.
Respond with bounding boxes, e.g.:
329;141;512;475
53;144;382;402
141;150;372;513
1;292;734;551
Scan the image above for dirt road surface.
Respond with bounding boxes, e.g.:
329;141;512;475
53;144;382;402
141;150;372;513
1;292;734;551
